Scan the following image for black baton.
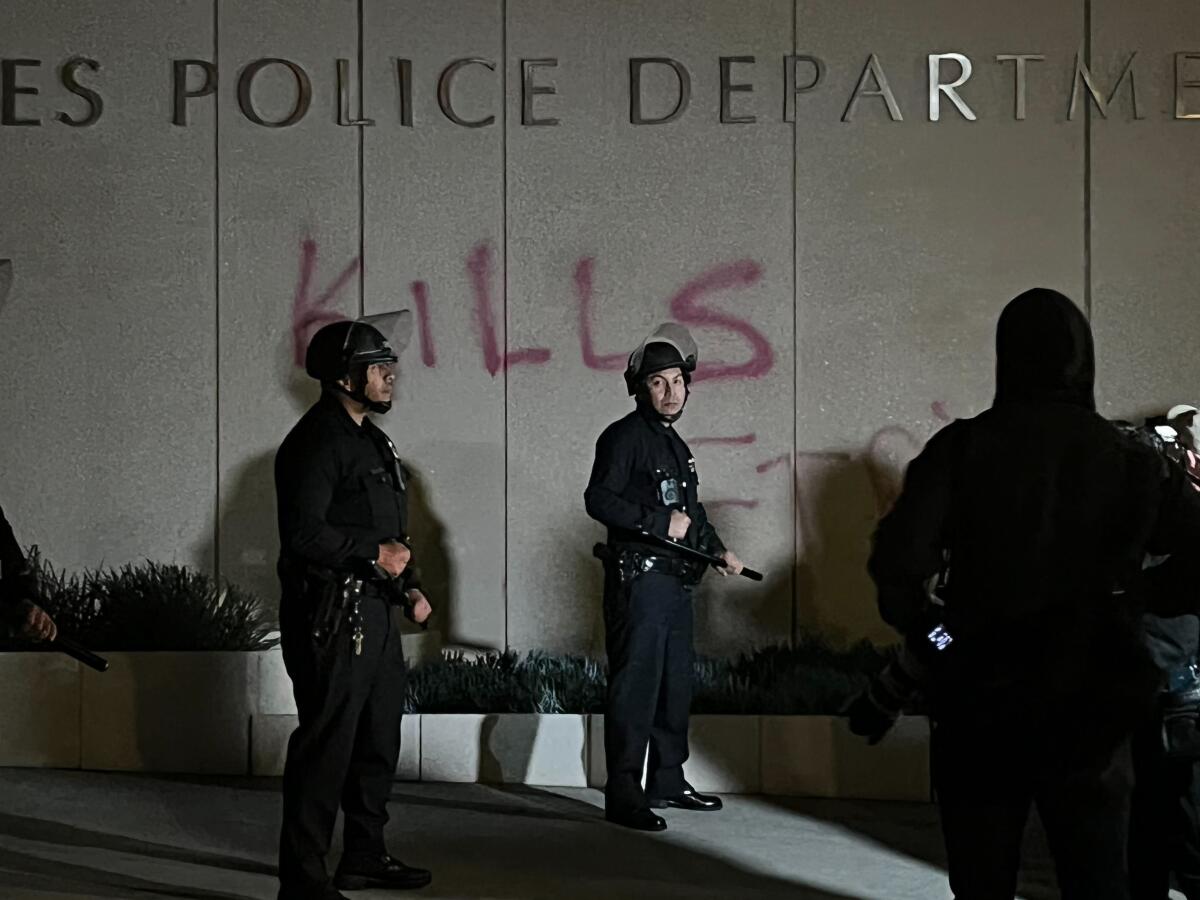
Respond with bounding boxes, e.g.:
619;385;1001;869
637;531;764;582
55;635;109;672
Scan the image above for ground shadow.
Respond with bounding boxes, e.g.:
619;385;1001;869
755;794;1057;900
0;811;274;878
0;834;261;899
383;783;867;899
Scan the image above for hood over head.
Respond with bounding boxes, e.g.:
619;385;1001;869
994;288;1095;410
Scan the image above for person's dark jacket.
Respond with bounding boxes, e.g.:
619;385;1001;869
868;288;1200;732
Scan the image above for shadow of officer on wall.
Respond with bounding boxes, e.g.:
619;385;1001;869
853;288;1200;900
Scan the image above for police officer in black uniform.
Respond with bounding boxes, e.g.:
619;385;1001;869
585;323;745;831
276;314;432;900
0;502;56;643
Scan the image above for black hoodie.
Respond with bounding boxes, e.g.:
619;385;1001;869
868;289;1200;726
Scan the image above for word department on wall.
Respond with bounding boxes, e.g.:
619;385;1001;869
3;50;1200;128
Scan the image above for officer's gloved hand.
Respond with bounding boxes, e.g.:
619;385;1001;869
844;689;898;745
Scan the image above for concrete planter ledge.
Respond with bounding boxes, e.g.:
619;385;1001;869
1;646;929;801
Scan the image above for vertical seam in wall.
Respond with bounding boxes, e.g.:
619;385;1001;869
502;0;510;650
790;0;799;646
358;0;366;318
1083;0;1093;319
76;661;83;768
213;0;221;580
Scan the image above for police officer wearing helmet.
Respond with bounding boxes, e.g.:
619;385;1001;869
275;313;431;899
585;323;745;831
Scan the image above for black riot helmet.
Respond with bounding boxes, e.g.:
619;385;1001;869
305;311;412;414
623;323;699;396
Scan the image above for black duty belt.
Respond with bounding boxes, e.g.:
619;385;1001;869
633;555;700;579
593;543;705;585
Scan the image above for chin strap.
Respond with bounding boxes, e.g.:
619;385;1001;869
636;389;688;424
329;381;392;415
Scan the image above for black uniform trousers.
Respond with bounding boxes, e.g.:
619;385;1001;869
1129;718;1200;900
278;590;407;894
932;716;1134;900
603;570;693;811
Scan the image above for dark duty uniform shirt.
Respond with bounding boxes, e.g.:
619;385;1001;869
275;391;416;593
585;404;725;561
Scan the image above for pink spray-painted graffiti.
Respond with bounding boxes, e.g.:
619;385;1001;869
288;236;950;520
408;280;437;368
574;256;625;372
573;255;773;381
694;401;954;516
669;260;773;382
862;401;954;514
291;239;360;367
466;243;552;375
291;237;776;382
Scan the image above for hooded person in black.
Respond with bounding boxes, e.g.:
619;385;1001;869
867;288;1200;900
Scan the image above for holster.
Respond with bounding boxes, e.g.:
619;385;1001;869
307;568;362;650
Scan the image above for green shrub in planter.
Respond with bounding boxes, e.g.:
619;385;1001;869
690;638;888;715
405;638;890;716
406;651;607;714
0;549;278;652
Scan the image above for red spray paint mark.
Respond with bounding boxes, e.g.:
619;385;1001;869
931;400;951;422
574;257;626;371
409;280;437;368
669;260;773;382
690;434;757;447
467;243;552;376
291;238;359;366
755;453;792;474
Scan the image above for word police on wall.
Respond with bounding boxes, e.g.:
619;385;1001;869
4;52;1200;128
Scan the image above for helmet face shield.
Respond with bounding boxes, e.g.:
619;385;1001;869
624;323;698;395
627;323;697;378
342;310;412;367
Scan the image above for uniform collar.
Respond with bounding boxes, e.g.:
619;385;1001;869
635;400;675;433
318;390;372;438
